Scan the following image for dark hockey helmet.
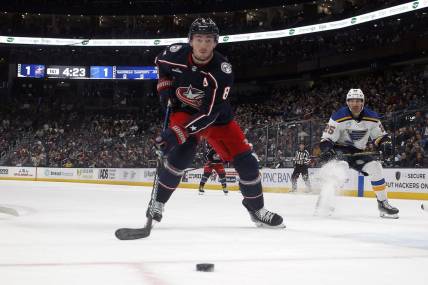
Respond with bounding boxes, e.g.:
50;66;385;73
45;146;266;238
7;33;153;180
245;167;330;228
188;18;219;42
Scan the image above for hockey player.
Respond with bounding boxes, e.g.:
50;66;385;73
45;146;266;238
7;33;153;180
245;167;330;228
319;88;399;218
291;142;312;193
151;18;284;228
199;145;228;195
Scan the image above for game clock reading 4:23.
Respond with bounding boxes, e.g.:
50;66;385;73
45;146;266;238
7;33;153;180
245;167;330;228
46;65;88;78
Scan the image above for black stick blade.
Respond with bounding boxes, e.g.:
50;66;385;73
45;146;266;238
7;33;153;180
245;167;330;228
115;227;151;240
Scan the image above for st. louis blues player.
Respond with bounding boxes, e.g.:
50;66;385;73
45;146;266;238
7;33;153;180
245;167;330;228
319;88;399;218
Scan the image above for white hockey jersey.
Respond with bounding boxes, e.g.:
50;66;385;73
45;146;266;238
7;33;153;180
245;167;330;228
321;106;387;150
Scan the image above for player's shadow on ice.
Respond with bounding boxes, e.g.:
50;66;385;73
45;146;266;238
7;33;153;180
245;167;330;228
0;205;37;218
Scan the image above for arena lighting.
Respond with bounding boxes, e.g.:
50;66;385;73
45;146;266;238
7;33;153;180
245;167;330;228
0;0;427;47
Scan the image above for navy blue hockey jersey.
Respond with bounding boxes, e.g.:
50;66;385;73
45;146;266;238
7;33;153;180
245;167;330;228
155;43;234;134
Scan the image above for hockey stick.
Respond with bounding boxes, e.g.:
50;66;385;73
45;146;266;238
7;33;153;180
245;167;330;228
0;205;19;216
342;151;379;157
184;167;198;173
311;151;380;160
115;103;172;240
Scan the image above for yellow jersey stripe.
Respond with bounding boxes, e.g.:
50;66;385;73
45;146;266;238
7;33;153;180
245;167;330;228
336;116;352;122
362;117;379;123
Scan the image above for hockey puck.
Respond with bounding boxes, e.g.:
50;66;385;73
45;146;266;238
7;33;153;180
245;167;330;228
196;263;214;272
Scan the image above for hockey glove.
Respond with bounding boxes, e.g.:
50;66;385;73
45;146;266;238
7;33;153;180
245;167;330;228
157;78;174;109
319;149;336;163
155;125;188;155
319;140;336;162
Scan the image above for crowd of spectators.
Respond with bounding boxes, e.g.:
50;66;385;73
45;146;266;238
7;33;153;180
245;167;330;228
393;112;428;168
0;83;162;168
5;8;427;77
222;11;428;69
235;67;428;166
0;0;405;39
236;67;427;125
1;65;427;168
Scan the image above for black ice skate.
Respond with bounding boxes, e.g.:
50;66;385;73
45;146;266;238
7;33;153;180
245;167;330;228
198;185;205;195
243;200;285;228
146;201;164;222
222;186;228;195
377;199;399;219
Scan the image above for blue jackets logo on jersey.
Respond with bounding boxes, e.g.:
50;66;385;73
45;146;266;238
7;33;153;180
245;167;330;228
176;85;205;108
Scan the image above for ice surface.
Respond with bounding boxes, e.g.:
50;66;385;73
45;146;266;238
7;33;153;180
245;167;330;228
1;180;428;285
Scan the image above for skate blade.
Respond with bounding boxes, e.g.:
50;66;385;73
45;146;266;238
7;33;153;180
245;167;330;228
198;191;204;195
380;213;399;219
254;222;286;229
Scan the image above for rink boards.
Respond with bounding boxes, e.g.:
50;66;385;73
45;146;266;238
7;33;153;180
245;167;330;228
0;166;427;200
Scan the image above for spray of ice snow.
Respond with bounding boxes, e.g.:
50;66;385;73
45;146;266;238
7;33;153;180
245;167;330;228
314;160;348;216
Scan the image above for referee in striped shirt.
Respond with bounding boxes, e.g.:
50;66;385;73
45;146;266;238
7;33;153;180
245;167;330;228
291;143;312;192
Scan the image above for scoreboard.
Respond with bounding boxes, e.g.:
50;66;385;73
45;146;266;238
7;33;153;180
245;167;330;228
115;66;158;80
46;65;88;79
90;66;114;79
17;64;158;80
17;64;45;78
